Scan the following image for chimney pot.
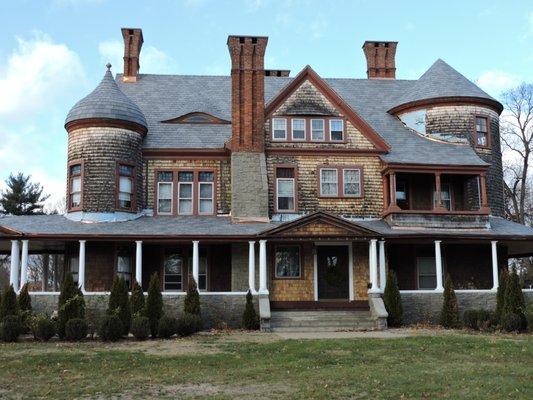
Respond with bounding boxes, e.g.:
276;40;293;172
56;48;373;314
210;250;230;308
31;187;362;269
121;28;144;82
362;41;398;79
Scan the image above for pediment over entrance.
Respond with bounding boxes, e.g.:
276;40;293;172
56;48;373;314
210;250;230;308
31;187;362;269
260;212;378;238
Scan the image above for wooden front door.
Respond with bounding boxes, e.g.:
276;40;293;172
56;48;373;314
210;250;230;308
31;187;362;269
317;246;350;300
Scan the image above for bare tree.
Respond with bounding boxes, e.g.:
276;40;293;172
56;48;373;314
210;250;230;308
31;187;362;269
501;83;533;225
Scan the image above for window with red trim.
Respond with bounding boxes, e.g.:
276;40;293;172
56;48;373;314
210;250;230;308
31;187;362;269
475;116;490;148
69;163;82;210
117;164;135;211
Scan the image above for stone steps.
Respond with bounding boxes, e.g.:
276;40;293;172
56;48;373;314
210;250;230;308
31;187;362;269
269;310;378;332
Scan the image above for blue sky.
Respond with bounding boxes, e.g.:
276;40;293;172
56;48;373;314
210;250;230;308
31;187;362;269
0;0;532;209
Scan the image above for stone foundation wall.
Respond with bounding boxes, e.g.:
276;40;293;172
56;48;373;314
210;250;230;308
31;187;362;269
30;293;257;329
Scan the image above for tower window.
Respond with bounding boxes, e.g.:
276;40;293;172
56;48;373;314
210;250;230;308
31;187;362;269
68;162;83;210
474;116;490;148
117;163;135;211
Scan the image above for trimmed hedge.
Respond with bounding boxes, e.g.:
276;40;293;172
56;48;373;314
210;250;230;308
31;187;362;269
131;315;150;340
98;314;123;342
158;316;178;338
463;309;495;331
176;313;202;337
501;312;522;332
65;318;88;341
33;315;56;341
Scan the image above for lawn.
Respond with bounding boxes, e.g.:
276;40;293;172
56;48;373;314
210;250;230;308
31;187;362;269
0;331;531;399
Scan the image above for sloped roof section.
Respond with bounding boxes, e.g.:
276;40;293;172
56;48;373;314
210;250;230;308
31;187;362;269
66;66;147;130
389;59;502;113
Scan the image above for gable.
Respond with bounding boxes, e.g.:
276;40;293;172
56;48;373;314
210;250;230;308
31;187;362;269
275;80;340;116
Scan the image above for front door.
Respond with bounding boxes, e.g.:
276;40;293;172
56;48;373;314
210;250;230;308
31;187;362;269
317;246;350;300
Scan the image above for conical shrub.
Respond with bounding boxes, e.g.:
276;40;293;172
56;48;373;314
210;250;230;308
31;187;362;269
383;270;403;327
108;276;131;336
58;274;85;339
495;269;508;323
144;273;163;338
130;280;145;316
439;274;460;328
0;285;18;319
242;290;259;330
502;268;526;330
184;276;201;316
17;284;32;312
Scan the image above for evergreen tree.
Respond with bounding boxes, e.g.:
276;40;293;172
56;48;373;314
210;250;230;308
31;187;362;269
17;283;32;312
184;276;201;316
383;270;403;327
130;280;145;316
242;290;259;330
0;173;49;215
144;273;163;337
57;273;85;339
107;276;131;335
503;268;526;329
0;285;18;319
495;269;508;323
439;274;460;328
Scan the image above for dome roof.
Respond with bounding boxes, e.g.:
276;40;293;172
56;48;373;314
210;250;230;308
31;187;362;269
65;64;147;131
389;59;502;113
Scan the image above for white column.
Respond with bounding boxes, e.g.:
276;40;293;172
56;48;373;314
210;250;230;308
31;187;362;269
192;240;199;289
434;240;444;291
258;239;268;294
379;240;386;292
248;241;256;294
9;240;20;291
78;240;86;292
491;240;499;291
368;239;379;293
20;240;29;290
135;240;143;285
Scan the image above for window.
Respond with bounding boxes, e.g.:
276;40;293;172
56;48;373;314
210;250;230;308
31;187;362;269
164;253;183;291
276;167;296;212
311;119;325;141
116;246;132;289
189;256;208;291
475;116;489;147
417;257;437;289
343;169;361;196
272;118;287;140
330;119;344;141
441;183;451;211
399;109;427;134
291;119;306;140
69;256;79;285
157;171;173;215
198;172;214;215
275;246;301;278
69;163;82;209
320;168;338;196
396;181;407;201
178;172;194;215
118;164;134;210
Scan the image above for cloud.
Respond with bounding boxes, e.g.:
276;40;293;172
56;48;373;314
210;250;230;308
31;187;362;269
98;40;176;75
476;70;519;97
0;32;85;121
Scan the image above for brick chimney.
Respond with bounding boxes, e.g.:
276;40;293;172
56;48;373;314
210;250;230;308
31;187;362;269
227;36;269;222
121;28;143;82
362;41;397;79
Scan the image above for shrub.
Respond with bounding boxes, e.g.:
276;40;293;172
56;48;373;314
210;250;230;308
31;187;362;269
0;315;20;342
65;318;88;341
242;290;259;330
158;315;178;338
526;305;533;333
108;276;131;336
58;274;85;339
17;284;32;313
144;273;163;338
383;270;403;327
0;285;19;319
176;313;202;337
501;312;522;332
98;314;123;342
19;309;33;334
130;280;145;316
463;309;495;331
495;269;508;323
33;315;56;341
439;275;460;328
131;315;150;340
503;268;526;330
184;277;201;316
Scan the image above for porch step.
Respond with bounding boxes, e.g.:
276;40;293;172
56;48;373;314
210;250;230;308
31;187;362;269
269;310;378;332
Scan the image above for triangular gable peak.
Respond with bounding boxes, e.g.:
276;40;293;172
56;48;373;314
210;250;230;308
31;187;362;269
260;211;379;239
265;65;390;152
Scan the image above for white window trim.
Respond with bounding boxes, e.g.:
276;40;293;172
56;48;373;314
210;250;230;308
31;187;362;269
320;168;339;197
416;256;437;290
272;118;287;141
276;177;296;212
198;181;214;215
329;119;344;142
274;245;301;279
342;168;361;197
118;176;133;208
291;118;306;141
157;181;173;215
178;181;194;215
311;119;325;141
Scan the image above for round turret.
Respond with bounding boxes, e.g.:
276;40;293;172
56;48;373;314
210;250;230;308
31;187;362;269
64;64;147;221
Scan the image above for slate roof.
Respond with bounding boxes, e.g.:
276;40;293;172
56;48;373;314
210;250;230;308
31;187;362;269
65;66;147;129
112;59;498;166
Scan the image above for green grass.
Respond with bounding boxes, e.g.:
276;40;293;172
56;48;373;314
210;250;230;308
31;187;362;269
1;333;532;399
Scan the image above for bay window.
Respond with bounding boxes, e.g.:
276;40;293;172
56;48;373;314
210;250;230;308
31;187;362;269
276;166;296;212
157;171;173;215
117;163;135;210
275;245;301;278
69;163;82;210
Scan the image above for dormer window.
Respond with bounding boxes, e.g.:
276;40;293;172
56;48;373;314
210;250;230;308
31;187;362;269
311;119;325;141
270;117;346;143
273;118;287;140
330;119;344;141
475;116;490;148
117;163;135;211
291;119;306;140
68;162;83;211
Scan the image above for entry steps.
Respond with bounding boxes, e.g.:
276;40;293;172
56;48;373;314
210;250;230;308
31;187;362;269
269;310;378;332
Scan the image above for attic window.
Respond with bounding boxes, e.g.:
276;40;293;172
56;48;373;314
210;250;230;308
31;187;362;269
161;112;230;125
398;109;427;134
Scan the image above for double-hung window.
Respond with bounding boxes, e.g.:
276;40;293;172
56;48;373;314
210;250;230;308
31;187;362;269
276;167;296;212
116;246;132;289
198;172;214;215
69;163;82;209
178;172;194;215
330;119;344;141
272;118;287;140
320;167;362;197
118;164;135;210
311;119;325;141
164;252;183;291
475;116;489;147
343;169;361;197
417;257;437;289
274;245;301;278
320;168;338;196
157;171;173;215
69;256;79;285
291;119;306;140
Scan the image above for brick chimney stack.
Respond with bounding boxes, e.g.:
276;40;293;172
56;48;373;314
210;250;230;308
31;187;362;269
227;35;268;151
122;28;144;82
362;41;398;79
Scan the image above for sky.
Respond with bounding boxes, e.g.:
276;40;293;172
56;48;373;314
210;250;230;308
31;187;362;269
0;0;532;210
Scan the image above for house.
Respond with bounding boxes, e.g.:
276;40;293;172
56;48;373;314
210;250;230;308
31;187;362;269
1;28;532;330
